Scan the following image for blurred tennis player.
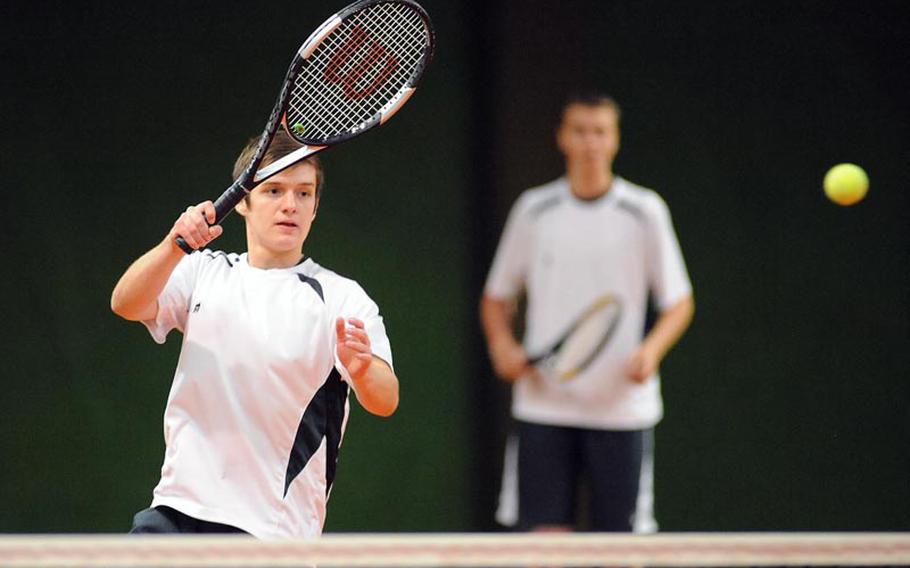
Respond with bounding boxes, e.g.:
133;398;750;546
111;130;399;538
481;93;694;532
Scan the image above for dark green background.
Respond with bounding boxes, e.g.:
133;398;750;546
1;0;907;533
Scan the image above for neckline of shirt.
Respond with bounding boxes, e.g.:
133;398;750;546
238;253;311;273
561;176;624;206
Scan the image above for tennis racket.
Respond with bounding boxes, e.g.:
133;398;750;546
528;295;623;382
176;0;435;253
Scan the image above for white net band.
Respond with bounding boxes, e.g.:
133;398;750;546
2;533;910;567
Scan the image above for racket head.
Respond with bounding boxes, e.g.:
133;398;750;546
285;0;435;146
176;0;433;254
543;295;623;382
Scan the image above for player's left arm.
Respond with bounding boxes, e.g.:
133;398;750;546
626;295;694;383
336;317;399;416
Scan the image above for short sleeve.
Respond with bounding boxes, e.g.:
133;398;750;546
645;193;693;311
483;194;534;300
141;252;202;344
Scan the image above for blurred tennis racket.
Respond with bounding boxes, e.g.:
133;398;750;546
177;0;435;253
529;295;623;382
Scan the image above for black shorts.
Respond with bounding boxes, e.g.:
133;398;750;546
517;420;645;531
130;505;247;534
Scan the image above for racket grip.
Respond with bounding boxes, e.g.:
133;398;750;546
175;236;195;254
527;353;544;366
174;180;250;254
213;180;250;222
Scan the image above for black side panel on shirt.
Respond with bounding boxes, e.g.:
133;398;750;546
323;370;349;495
284;369;350;497
296;273;324;302
644;293;659;336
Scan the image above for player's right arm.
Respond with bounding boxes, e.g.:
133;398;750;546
480;295;529;382
110;202;222;321
481;192;536;383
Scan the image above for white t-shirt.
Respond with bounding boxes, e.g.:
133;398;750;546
142;251;393;539
485;177;691;430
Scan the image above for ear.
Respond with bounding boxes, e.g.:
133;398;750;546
235;197;249;217
555;125;567;155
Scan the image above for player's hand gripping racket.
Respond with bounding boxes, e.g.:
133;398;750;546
176;0;435;253
528;295;623;382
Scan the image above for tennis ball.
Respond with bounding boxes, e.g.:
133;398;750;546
823;163;869;206
292;122;306;135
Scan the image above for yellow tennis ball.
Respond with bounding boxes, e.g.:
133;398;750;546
823;163;869;206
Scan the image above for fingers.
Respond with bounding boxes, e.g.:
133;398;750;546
201;201;217;225
336;317;372;352
490;341;529;382
336;317;374;380
335;317;346;340
625;353;643;381
173;201;220;251
625;350;654;383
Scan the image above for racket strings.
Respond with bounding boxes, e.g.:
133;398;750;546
287;2;429;141
550;301;621;380
301;6;423;131
326;5;423;102
559;312;615;363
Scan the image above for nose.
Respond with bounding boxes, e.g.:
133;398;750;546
281;190;297;212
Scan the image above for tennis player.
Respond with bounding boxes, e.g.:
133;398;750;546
111;130;399;538
481;93;694;532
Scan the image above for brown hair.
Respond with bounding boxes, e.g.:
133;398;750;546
560;92;622;124
233;129;324;198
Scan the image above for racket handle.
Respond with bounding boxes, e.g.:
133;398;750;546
175;236;195;254
212;180;250;222
174;180;250;254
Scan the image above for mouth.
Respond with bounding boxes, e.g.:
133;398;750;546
275;221;299;229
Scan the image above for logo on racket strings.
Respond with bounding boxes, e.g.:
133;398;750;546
324;25;399;100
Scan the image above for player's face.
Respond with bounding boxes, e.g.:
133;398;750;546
237;162;319;258
556;103;620;169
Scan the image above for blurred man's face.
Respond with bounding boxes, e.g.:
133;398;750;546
556;103;621;170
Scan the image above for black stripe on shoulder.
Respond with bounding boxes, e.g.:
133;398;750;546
283;369;350;497
203;251;234;267
527;195;563;219
296;273;324;302
615;198;645;223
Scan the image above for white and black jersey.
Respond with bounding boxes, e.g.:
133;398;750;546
142;251;393;539
485;176;691;430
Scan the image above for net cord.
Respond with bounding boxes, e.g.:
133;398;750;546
2;533;910;567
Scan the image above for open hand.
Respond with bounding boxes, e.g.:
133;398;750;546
336;317;373;381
